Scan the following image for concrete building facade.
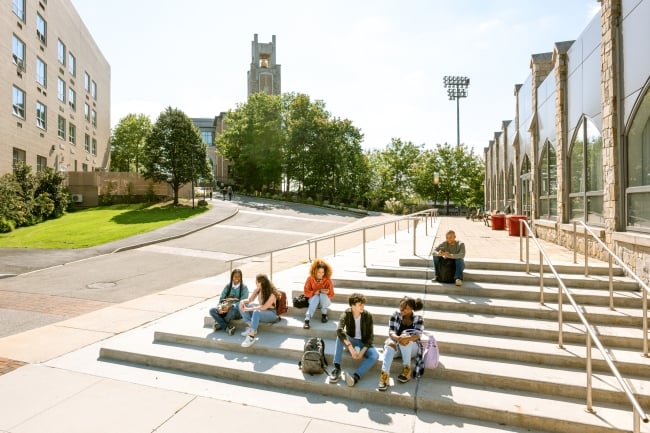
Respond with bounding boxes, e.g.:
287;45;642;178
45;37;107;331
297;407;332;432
484;0;650;281
1;0;110;176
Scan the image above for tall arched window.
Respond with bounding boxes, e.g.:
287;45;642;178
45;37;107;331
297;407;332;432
506;165;515;212
520;156;531;216
538;140;557;219
627;90;650;230
568;117;603;223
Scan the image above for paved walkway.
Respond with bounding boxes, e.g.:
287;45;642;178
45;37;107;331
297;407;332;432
0;209;592;433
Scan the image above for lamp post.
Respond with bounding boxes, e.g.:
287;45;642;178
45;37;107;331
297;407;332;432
433;171;440;208
443;75;470;146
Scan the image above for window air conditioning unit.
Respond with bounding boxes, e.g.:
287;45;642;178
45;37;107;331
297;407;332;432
71;194;83;203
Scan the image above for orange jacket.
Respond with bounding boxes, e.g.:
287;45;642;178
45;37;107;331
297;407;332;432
303;276;334;299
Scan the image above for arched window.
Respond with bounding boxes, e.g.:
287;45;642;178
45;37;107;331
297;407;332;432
506;164;514;210
520;156;531;216
538;140;557;219
627;90;650;230
568;117;603;223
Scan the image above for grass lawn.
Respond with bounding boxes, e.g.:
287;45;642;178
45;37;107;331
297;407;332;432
0;202;210;249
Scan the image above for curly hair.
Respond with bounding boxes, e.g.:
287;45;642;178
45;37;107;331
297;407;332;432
399;296;424;312
309;258;332;279
348;292;367;306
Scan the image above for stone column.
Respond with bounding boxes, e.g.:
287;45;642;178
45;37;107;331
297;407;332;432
553;41;573;223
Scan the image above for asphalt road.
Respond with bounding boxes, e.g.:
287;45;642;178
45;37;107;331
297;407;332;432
0;198;367;338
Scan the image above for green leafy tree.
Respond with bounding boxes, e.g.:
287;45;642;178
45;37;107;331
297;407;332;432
218;93;284;191
35;167;69;218
0;173;24;231
366;138;422;203
142;107;211;205
434;143;484;211
110;113;152;172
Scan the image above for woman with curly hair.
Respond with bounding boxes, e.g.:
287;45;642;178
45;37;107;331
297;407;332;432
303;258;335;329
239;273;279;348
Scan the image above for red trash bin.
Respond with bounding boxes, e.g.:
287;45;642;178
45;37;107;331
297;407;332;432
491;214;506;230
508;215;528;236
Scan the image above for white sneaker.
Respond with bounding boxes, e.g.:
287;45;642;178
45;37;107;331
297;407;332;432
455;279;463;286
240;327;251;336
241;335;256;348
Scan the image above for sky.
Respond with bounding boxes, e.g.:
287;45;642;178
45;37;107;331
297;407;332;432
69;0;600;154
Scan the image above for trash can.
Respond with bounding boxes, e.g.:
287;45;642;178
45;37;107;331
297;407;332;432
508;215;528;236
491;213;506;230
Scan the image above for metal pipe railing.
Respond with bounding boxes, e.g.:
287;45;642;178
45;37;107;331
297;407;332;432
519;219;649;430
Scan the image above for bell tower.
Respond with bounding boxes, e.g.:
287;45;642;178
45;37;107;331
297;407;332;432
247;34;281;96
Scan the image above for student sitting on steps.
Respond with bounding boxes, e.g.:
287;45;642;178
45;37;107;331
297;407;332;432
238;274;279;348
303;258;335;329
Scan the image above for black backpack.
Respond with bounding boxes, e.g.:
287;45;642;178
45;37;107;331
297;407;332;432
298;337;328;375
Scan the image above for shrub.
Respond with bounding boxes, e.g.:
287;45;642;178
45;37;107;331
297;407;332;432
384;197;405;215
0;216;15;233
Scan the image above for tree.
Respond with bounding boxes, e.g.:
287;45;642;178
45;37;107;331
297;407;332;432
218;93;284;191
434;143;484;211
366;138;422;203
110;114;152;172
142;107;211;205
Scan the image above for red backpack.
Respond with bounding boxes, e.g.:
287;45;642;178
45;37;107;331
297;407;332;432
276;289;288;317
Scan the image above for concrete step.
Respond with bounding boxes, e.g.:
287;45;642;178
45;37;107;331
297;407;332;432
400;257;626;277
363;266;640;291
98;326;650;433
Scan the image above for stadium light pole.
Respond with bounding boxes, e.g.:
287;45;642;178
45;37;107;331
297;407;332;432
443;76;470;146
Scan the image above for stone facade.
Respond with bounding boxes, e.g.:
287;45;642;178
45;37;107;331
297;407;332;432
484;0;650;283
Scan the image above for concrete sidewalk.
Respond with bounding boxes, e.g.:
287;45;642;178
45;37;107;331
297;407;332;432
0;213;589;433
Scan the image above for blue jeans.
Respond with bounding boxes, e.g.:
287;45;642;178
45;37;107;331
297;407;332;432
240;306;277;333
381;340;418;373
306;293;331;320
209;302;242;330
433;255;465;280
333;336;379;378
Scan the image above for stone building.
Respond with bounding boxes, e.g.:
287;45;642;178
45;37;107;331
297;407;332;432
483;0;650;280
0;0;110;176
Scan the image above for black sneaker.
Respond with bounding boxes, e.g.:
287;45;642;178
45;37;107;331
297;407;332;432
329;367;341;383
303;320;310;329
321;314;328;323
226;324;236;336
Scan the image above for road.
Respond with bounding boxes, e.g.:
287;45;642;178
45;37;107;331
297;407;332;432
0;198;366;338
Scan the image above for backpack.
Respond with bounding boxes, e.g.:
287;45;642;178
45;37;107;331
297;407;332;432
275;289;288;317
292;294;309;308
298;337;328;375
423;333;440;369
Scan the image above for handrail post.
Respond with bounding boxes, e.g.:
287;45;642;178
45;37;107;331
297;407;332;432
425;215;428;236
539;250;544;305
307;240;312;262
519;221;523;262
363;228;367;268
586;333;594;413
609;256;614;310
573;221;577;264
644;291;649;357
394;221;397;244
315;240;318;260
383;223;386;239
558;282;564;349
526;230;530;274
270;251;274;280
333;235;337;257
413;219;418;255
584;225;589;277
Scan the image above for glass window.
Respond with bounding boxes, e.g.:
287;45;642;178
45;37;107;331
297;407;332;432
69;123;76;145
68;88;76;110
626;90;650;230
12;86;25;118
84;72;90;91
57;39;65;65
57;77;65;102
12;35;25;70
36;57;46;87
201;130;213;146
568;117;604;224
13;148;26;170
57;115;66;139
91;109;97;127
68;52;76;76
36;101;46;129
37;155;47;172
36;13;46;44
538;141;558;219
91;80;97;99
84;134;90;152
84;103;90;121
13;0;25;21
92;138;97;155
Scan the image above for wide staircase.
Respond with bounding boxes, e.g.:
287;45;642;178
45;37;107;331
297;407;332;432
98;250;650;432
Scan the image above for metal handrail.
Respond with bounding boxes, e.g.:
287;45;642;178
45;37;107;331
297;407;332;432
225;209;436;279
572;221;650;357
517;219;649;431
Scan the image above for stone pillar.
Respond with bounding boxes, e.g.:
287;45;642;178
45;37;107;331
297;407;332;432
529;53;554;219
600;0;621;239
513;84;522;214
553;41;574;223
